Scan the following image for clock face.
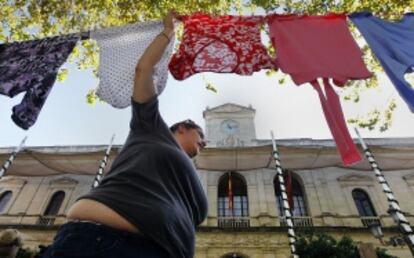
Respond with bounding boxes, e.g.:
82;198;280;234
221;120;239;135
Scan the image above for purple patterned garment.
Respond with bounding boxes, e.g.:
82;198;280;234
0;34;79;129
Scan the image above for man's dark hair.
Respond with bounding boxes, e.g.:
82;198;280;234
170;119;204;139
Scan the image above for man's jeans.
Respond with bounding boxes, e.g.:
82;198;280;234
40;221;169;258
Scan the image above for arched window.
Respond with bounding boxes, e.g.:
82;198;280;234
352;189;377;217
218;172;248;217
274;173;308;216
0;191;12;213
44;191;65;216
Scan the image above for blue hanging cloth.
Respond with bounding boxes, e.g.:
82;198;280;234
350;11;414;112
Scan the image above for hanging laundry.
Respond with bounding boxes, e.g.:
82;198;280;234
268;14;372;166
93;21;174;109
350;12;414;112
169;13;277;80
0;34;79;130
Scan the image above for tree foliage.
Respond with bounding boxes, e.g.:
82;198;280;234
16;247;36;258
296;232;397;258
1;0;413;130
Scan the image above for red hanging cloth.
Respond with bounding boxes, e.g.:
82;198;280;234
267;13;372;166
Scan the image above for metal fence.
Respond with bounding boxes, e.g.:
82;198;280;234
360;216;382;227
218;217;251;229
280;216;314;227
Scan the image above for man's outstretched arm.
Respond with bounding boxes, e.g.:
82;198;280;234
133;12;175;103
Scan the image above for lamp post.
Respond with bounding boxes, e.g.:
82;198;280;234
0;136;27;178
355;128;414;256
387;206;414;255
91;134;115;188
270;131;299;258
367;220;384;244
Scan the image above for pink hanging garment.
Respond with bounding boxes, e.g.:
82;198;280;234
268;14;372;166
169;13;277;80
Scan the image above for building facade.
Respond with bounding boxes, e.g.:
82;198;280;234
0;103;413;257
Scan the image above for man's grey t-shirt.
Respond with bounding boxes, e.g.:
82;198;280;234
79;96;208;258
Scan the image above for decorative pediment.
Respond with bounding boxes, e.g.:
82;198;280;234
403;174;414;185
49;177;78;186
0;177;27;186
204;103;255;116
337;174;374;183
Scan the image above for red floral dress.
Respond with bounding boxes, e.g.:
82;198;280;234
169;13;276;80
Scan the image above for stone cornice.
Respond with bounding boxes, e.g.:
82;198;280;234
49;177;78;186
337;174;374;183
0;177;27;186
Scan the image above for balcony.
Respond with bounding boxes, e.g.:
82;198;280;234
360;216;381;227
0;214;66;227
218;217;250;229
36;215;59;226
280;216;314;227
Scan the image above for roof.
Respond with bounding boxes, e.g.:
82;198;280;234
0;137;413;176
203;103;255;118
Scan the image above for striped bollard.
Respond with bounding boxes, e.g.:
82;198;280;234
92;134;115;188
0;136;28;178
271;131;299;258
355;128;414;255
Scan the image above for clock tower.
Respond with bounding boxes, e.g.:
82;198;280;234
203;103;257;147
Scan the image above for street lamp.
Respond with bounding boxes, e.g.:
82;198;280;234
367;220;384;244
387;206;414;256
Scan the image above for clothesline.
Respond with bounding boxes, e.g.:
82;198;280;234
4;11;409;44
1;11;413;168
77;12;413;41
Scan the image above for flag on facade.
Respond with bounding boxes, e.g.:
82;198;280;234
228;172;233;212
286;170;294;210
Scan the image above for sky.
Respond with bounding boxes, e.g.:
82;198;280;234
1;23;414;147
1;62;414;148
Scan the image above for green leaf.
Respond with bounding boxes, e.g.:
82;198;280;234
56;68;69;82
206;82;218;93
86;89;97;105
